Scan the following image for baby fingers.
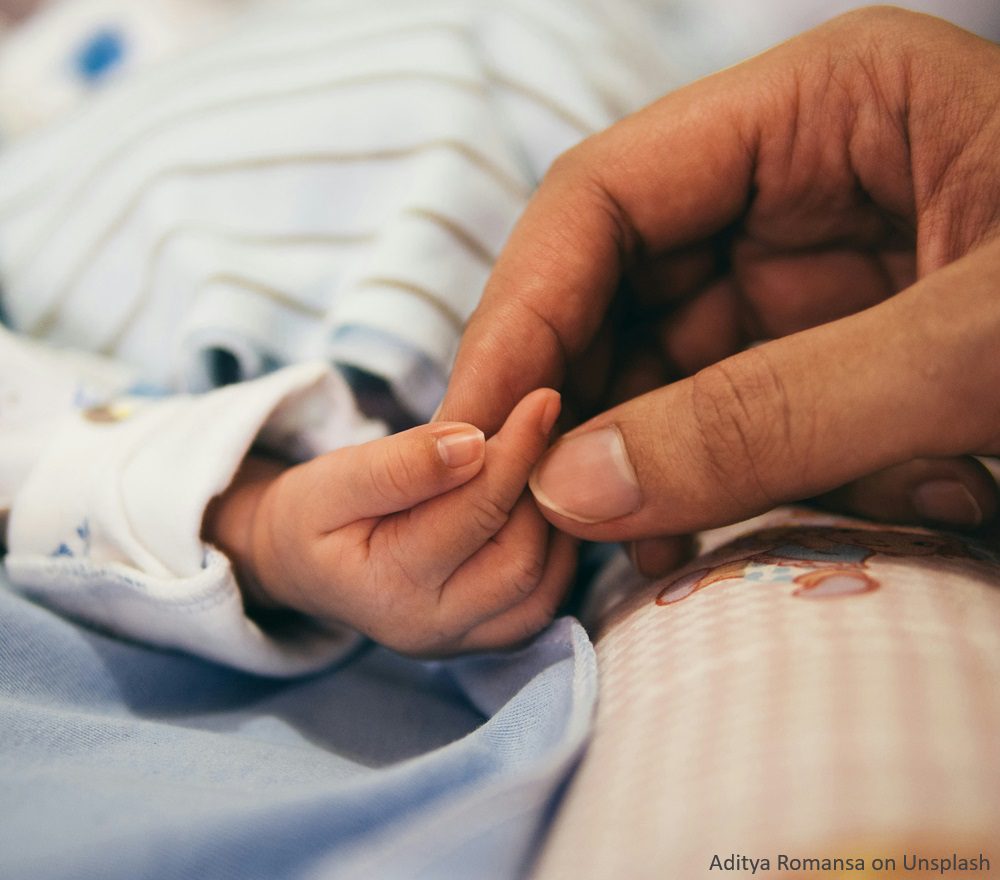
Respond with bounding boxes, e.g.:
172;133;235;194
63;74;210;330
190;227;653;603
374;388;561;587
439;530;578;656
282;421;487;533
437;493;552;624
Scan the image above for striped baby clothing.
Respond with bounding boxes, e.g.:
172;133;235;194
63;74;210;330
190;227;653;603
0;0;674;671
0;0;671;417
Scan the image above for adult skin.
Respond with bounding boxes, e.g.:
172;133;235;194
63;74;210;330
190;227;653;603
438;7;1000;576
0;0;41;24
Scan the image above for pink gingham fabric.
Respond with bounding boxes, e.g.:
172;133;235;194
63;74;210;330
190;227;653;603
535;509;1000;879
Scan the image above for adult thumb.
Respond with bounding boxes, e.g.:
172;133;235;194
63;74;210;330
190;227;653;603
528;241;1000;541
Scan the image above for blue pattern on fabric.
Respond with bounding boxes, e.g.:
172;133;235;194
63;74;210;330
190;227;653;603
73;28;126;83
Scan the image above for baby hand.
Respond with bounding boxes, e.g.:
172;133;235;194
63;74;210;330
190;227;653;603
204;389;576;655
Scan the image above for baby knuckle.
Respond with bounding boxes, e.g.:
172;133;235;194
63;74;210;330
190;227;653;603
370;519;414;580
382;622;444;658
368;444;419;507
468;495;511;536
386;635;427;658
504;550;546;598
420;623;467;658
398;602;470;656
519;604;557;641
366;611;409;653
398;637;436;658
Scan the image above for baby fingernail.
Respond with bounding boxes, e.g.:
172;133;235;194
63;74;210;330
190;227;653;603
530;425;641;523
911;480;983;527
539;391;561;436
436;427;485;468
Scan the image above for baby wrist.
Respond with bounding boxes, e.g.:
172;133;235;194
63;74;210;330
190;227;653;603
202;454;287;610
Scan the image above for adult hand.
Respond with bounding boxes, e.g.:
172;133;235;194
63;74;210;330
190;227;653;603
438;7;1000;574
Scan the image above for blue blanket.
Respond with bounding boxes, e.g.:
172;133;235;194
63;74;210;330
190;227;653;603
0;577;596;879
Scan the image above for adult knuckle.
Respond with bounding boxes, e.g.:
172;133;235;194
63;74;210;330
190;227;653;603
689;363;757;482
834;5;906;28
825;5;916;43
690;350;798;508
545;141;634;253
544;141;589;184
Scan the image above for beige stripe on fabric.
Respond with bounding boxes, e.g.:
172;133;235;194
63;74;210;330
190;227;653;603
0;18;472;214
6;69;502;272
356;276;466;333
196;272;326;318
99;227;376;354
1;55;591;227
403;207;498;266
26;142;526;337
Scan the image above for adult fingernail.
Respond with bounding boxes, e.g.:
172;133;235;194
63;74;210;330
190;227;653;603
910;480;983;527
530;426;641;523
436;427;485;468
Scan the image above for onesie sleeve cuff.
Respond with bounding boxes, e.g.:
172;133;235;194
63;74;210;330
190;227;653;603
4;361;384;677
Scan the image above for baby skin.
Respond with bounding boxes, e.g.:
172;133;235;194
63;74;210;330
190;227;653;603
203;389;576;656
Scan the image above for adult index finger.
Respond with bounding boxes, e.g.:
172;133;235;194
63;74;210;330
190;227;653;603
436;54;766;433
